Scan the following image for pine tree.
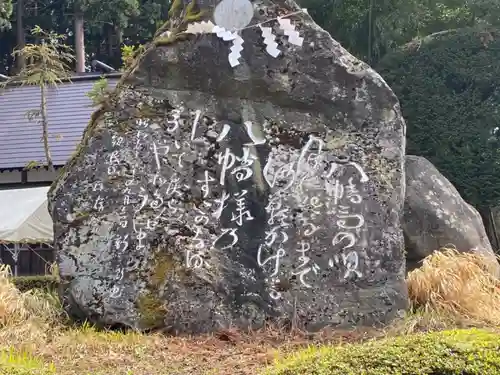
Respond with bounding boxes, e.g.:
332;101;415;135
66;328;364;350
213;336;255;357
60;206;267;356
0;0;13;30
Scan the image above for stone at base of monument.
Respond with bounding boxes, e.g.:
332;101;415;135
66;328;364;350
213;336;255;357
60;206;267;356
48;0;408;333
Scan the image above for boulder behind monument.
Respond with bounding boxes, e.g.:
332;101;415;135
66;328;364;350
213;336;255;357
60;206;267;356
403;155;499;273
48;0;408;333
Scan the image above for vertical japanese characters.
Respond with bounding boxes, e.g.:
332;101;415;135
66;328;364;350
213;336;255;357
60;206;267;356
260;135;370;294
94;102;370;301
325;163;368;279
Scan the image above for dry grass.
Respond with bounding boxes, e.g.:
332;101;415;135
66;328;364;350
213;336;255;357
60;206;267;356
0;262;383;374
407;247;500;326
0;316;383;374
0;264;61;328
0;249;498;374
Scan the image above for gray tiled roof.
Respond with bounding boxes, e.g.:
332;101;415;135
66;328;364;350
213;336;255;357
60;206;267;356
0;76;119;170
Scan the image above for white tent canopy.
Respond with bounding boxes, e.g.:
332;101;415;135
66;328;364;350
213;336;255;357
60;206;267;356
0;186;53;243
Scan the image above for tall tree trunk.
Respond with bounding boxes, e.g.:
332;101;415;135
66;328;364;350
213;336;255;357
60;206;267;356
33;0;41;44
106;23;113;58
115;25;123;61
15;0;25;73
40;84;54;172
74;3;85;73
367;0;374;65
116;26;123;45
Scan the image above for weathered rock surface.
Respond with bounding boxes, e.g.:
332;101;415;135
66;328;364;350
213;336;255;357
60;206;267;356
404;155;499;272
48;0;408;333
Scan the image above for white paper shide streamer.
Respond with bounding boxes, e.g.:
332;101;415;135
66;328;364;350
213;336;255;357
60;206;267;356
212;25;244;67
259;25;280;58
184;20;215;34
229;35;244;67
277;17;304;47
181;6;307;68
212;0;253;67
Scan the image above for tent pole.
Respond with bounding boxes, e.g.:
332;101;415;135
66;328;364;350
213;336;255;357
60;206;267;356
13;243;19;277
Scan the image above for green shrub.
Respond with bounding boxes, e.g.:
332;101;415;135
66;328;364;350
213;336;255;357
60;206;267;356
377;28;500;208
262;328;500;374
11;276;59;293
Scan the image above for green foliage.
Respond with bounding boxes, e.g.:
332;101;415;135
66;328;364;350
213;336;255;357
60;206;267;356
125;0;169;43
121;44;143;70
295;0;500;64
11;275;59;293
86;77;110;105
0;0;12;31
298;0;476;63
377;28;500;208
468;0;500;27
8;26;74;87
24;160;43;170
263;328;500;375
65;0;167;68
0;0;493;72
78;0;140;29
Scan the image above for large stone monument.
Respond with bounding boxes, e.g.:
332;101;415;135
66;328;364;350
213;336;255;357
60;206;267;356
48;0;408;333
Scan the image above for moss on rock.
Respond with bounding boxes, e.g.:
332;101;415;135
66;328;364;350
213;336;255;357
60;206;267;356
149;252;176;288
136;291;167;330
263;328;500;375
168;0;183;19
153;0;205;47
